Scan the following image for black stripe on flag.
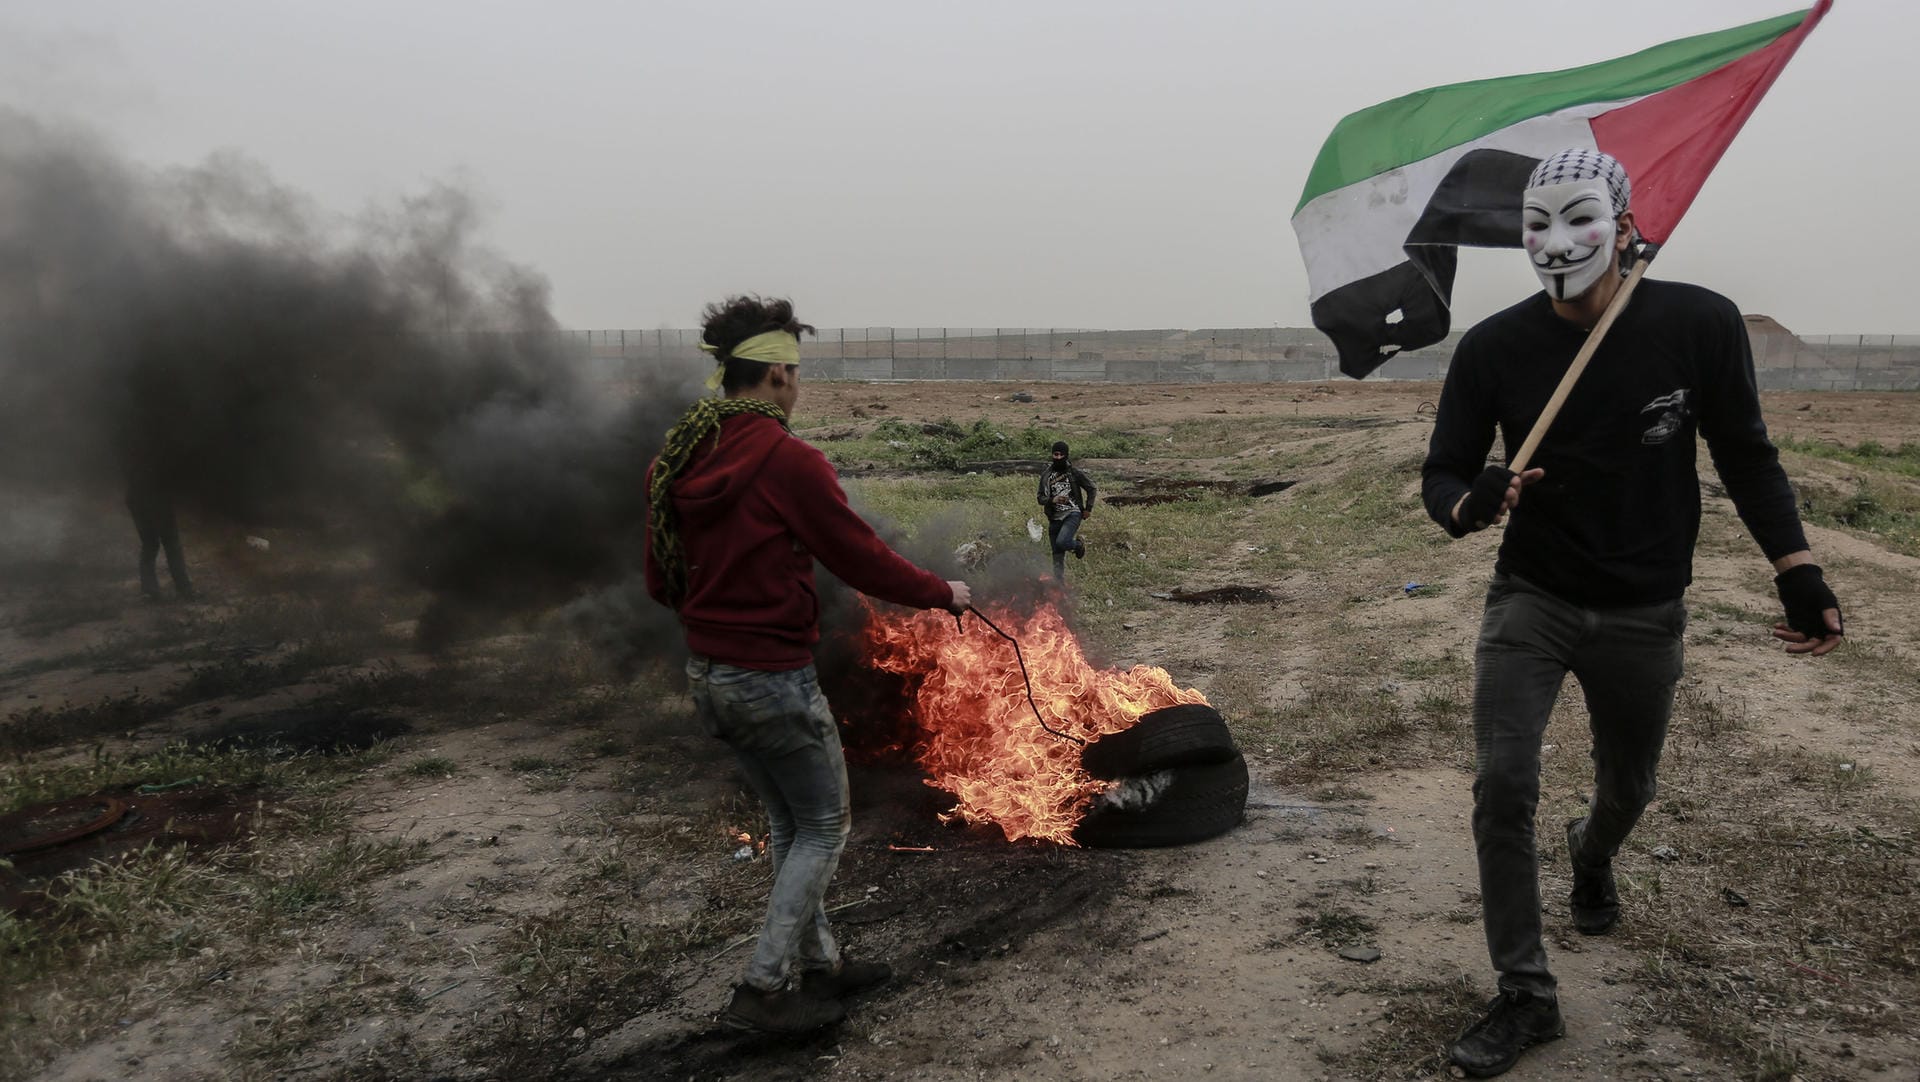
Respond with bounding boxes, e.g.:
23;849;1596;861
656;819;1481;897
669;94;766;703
1311;149;1540;379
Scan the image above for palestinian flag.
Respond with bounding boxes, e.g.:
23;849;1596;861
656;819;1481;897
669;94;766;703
1292;1;1829;378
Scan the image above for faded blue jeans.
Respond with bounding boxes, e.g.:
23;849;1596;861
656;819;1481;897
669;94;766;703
687;657;849;992
1050;511;1082;576
1471;572;1685;997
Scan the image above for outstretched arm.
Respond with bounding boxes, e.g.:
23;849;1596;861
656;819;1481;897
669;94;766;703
1696;297;1841;656
774;443;958;612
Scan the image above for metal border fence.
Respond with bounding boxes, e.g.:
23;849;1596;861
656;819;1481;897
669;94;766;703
560;328;1920;390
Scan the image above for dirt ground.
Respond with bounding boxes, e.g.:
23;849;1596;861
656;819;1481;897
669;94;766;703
4;380;1917;1082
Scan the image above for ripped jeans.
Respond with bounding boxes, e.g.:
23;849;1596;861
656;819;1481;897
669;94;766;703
687;657;849;992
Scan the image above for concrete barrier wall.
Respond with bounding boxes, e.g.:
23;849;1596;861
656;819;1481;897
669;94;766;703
568;328;1920;390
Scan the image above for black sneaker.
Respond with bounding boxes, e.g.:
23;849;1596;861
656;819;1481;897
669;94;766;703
1073;539;1086;560
721;984;846;1035
1566;818;1619;935
799;957;893;1000
1449;988;1565;1077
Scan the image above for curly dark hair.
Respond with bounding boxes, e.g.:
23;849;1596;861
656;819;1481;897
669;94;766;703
698;295;817;393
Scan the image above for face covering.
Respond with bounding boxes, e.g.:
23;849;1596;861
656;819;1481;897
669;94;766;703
1521;148;1632;302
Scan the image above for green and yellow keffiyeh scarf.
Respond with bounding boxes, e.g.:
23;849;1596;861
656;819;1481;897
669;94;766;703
647;395;790;607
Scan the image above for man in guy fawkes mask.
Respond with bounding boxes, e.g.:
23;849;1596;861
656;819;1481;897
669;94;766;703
1420;148;1844;1078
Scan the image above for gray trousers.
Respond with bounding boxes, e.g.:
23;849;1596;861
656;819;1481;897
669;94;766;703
1471;572;1685;996
687;658;849;992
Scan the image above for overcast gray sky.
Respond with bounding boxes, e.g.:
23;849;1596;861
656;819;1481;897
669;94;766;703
2;0;1907;334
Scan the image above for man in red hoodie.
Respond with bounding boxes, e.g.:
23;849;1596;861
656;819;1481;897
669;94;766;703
645;295;970;1036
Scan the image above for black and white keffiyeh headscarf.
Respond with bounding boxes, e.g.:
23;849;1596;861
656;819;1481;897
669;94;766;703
1525;148;1632;214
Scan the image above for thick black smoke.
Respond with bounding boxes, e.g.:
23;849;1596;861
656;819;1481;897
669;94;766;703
0;108;1065;687
0;109;696;649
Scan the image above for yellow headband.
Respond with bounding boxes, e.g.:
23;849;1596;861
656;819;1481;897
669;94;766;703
700;331;802;389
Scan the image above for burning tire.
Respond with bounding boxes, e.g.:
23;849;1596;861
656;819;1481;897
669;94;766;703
1073;751;1250;848
1080;704;1237;780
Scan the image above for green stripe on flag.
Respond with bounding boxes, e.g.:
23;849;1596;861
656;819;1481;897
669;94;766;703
1295;7;1808;213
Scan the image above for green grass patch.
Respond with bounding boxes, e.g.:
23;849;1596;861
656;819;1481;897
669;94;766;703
823;416;1143;471
3;692;172;755
1398;652;1470;680
508;756;575;792
1317;974;1487;1082
1275;455;1439;559
1292;906;1378;947
1779;437;1920;478
1796;478;1920;557
1244;679;1437;784
566;733;629;758
0;741;392;816
0;809;429;1078
397;756;458;779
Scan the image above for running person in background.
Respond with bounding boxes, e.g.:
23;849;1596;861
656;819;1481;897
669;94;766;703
1421;149;1843;1078
645;295;971;1036
1037;440;1096;580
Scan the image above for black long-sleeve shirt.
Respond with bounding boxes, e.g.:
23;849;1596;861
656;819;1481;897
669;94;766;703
1421;279;1806;607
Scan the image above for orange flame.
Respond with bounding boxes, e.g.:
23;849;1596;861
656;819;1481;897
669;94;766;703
859;599;1208;844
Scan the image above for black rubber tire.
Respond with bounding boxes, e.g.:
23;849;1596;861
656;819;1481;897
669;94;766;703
1079;704;1237;780
1073;751;1250;849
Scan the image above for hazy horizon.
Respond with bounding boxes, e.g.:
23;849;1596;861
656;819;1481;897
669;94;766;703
3;1;1908;337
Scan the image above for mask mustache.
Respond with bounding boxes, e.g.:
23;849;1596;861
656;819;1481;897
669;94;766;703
1533;249;1596;270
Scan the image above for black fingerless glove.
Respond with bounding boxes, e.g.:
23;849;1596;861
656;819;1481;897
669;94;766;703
1458;466;1517;532
1774;563;1842;639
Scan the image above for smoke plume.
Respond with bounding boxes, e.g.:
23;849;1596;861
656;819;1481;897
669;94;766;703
0;108;1062;689
0;109;699;649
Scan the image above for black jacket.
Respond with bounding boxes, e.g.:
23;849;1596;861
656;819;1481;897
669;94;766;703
1037;462;1097;520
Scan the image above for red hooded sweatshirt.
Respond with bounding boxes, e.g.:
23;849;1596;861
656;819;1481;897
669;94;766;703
645;413;953;670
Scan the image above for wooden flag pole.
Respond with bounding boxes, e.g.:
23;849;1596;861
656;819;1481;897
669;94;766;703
1508;252;1655;473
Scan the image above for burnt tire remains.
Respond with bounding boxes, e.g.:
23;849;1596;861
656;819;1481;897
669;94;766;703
1080;704;1236;780
1074;751;1249;849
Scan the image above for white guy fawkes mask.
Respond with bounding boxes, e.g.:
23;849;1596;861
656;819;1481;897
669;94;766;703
1520;148;1632;302
1522;179;1618;301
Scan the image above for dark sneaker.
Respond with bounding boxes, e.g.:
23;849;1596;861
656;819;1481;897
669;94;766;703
799;957;893;1000
1566;818;1620;935
1449;988;1565;1078
1073;539;1086;559
721;984;846;1035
